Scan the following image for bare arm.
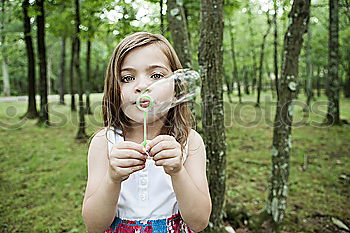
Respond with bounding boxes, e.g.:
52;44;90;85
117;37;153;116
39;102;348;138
171;130;212;232
81;129;121;233
82;129;147;233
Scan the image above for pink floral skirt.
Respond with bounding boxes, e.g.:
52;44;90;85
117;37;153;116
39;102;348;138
104;213;195;233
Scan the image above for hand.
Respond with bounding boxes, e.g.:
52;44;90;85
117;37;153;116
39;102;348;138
147;135;183;176
108;141;147;183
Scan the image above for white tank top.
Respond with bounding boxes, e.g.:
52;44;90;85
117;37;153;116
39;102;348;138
106;127;189;221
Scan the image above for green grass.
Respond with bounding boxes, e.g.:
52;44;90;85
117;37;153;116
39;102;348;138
223;92;350;232
0;92;349;232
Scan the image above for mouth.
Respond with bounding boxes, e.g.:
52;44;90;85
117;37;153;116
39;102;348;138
134;98;151;108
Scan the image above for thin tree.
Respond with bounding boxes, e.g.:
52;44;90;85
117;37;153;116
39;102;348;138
22;0;38;119
1;0;10;96
303;23;314;111
229;24;242;103
316;66;321;97
160;0;164;35
247;4;258;95
273;0;279;100
243;66;250;95
256;12;272;107
59;36;66;105
199;0;226;231
85;39;92;115
344;73;350;98
224;74;233;103
70;37;76;111
74;0;87;139
265;0;310;230
36;0;49;126
265;56;275;99
325;0;341;125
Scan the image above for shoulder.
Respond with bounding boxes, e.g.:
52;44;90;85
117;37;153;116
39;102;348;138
188;129;205;146
88;127;108;151
187;129;206;157
86;128;110;175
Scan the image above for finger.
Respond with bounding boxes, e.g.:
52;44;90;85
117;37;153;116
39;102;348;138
115;164;146;176
110;149;146;161
147;135;175;151
149;140;176;157
154;157;178;167
115;158;146;168
114;141;145;154
152;149;178;161
146;135;176;150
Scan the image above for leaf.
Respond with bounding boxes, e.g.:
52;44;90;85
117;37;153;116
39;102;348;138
331;217;350;231
68;228;79;233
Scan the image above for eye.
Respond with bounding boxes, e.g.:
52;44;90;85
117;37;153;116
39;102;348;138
121;75;134;83
151;73;164;80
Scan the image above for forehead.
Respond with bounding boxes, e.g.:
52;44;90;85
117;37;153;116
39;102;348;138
121;44;171;71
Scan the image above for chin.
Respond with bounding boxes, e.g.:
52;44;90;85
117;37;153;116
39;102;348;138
125;111;167;126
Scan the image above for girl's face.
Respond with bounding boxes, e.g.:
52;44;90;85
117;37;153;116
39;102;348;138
120;44;175;124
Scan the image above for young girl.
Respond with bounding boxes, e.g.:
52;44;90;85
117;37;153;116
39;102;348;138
82;32;211;233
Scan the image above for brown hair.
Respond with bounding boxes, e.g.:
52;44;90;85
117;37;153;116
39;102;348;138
98;32;193;151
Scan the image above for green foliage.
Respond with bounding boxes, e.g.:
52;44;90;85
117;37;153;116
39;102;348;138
1;0;350;97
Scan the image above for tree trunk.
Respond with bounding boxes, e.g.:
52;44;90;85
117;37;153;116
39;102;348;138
36;0;49;126
224;74;233;103
1;0;10;96
247;5;257;95
93;63;100;92
22;0;38;118
316;66;321;97
304;25;314;111
1;58;10;96
167;0;196;126
160;0;164;35
265;0;310;228
343;1;350;99
266;61;275;99
167;0;192;68
344;76;350;98
59;36;66;105
273;0;279;100
229;25;242;103
326;0;341;124
47;57;52;95
344;59;350;97
256;13;272;107
74;0;87;140
199;0;226;231
70;37;76;111
85;39;92;115
237;73;242;104
243;66;250;95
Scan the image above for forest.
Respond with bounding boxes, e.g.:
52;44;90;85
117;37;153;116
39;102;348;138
0;0;349;232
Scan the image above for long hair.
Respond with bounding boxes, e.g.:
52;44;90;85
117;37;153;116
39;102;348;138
97;32;193;151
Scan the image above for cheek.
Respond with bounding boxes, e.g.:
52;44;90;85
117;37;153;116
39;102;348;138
120;86;133;102
155;80;175;101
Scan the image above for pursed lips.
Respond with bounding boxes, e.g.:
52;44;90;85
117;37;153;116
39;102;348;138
133;98;151;108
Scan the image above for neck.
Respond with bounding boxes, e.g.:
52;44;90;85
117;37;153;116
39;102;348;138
124;117;166;144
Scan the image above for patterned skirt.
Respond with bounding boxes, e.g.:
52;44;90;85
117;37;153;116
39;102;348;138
104;213;195;233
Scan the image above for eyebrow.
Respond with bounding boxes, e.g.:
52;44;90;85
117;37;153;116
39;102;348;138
121;64;170;72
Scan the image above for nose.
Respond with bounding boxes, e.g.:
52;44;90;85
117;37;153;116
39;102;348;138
134;77;149;94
